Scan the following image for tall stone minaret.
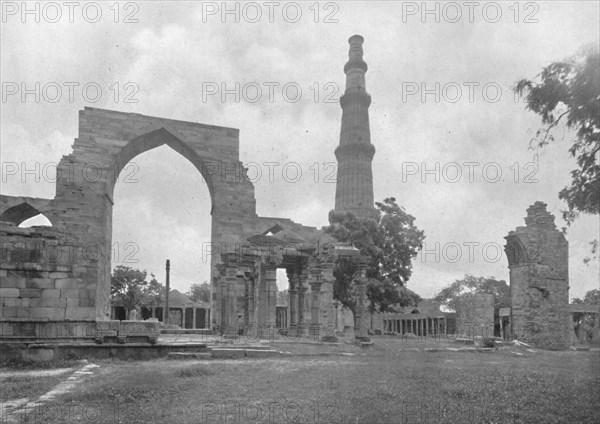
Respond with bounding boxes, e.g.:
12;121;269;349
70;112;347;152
334;35;377;220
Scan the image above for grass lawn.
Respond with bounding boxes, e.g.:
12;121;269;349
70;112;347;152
3;338;599;423
0;362;79;401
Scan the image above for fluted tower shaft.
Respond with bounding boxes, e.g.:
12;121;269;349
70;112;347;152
334;35;377;220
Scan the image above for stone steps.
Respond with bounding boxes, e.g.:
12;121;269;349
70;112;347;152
160;329;213;335
167;347;281;360
167;352;212;360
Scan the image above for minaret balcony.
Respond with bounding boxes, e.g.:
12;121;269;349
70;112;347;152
344;59;368;73
334;143;376;161
340;91;372;109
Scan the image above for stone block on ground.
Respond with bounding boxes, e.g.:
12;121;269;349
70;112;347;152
210;348;246;359
168;352;212;360
245;349;280;358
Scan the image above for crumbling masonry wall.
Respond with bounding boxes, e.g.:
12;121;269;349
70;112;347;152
455;293;495;338
505;201;570;350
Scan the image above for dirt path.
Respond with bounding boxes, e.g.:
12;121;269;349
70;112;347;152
1;362;99;423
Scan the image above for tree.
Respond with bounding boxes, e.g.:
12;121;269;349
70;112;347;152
110;266;151;313
433;274;510;313
187;282;210;303
514;45;599;259
583;289;600;305
143;275;165;307
323;197;425;320
572;288;600;305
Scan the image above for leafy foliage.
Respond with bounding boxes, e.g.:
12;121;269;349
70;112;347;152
111;266;165;312
186;282;210;303
514;45;599;222
571;288;600;305
433;274;510;312
323;197;425;316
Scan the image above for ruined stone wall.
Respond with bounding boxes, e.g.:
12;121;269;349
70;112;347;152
0;222;95;321
505;202;570;349
455;293;495;337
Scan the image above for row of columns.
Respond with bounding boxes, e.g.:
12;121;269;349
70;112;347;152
218;252;369;341
384;317;448;336
287;265;315;335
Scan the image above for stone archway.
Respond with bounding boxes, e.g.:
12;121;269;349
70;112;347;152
0;106;347;341
1;107;259;324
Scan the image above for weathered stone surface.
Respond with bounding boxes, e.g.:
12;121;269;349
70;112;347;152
505;202;570;350
455;293;495;338
0;288;19;297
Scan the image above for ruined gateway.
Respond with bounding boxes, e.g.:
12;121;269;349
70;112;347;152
0;35;374;344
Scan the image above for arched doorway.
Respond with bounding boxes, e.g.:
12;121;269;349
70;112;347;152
111;143;212;321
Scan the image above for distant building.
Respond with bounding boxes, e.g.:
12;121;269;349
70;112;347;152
111;289;211;329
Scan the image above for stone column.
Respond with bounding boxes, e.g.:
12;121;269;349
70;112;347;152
246;276;255;334
297;266;309;336
578;314;588;344
192;308;197;329
592;313;600;343
221;254;239;338
320;263;336;331
265;266;277;329
310;276;323;337
287;268;299;333
255;271;266;335
333;301;340;331
354;258;369;341
243;276;250;333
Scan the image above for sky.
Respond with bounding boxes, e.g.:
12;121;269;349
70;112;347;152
1;1;599;300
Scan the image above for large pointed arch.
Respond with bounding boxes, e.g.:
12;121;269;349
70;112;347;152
110;126;216;213
0;202;54;226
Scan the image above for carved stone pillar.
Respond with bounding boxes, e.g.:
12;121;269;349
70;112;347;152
592;313;600;343
287;268;299;332
297;266;309;336
220;252;239;338
578;314;588;344
245;274;256;335
320;263;335;331
243;275;250;333
265;266;277;328
309;277;322;337
354;257;369;341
